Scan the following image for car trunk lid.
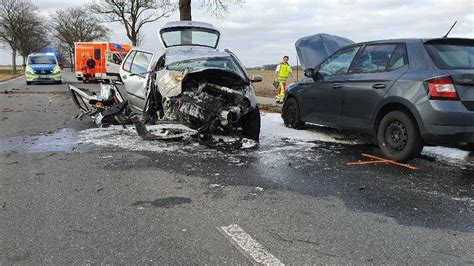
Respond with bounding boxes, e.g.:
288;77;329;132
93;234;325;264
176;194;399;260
424;38;474;109
449;70;474;110
159;21;220;49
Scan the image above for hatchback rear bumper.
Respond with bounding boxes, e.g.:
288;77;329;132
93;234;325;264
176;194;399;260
422;125;474;144
418;100;474;144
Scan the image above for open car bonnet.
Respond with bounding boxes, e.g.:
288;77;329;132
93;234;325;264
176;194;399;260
159;21;221;50
295;33;354;70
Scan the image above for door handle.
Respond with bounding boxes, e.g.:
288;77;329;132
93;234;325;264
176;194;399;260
372;83;386;89
332;83;342;89
121;75;127;80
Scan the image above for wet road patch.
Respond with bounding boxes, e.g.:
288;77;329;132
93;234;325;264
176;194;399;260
132;197;192;208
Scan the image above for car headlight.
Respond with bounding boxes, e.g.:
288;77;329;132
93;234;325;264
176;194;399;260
52;66;60;74
25;66;35;75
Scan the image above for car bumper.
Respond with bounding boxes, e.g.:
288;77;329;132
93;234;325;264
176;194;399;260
419;100;474;144
25;73;62;82
423;125;474;144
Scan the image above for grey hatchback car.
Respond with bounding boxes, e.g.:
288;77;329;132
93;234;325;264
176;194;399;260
282;36;474;161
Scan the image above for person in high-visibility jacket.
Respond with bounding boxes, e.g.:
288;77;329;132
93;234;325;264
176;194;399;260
274;55;294;103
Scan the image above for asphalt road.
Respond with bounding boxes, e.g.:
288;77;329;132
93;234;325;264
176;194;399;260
1;72;473;264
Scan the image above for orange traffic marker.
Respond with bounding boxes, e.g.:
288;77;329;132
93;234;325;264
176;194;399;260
347;153;418;170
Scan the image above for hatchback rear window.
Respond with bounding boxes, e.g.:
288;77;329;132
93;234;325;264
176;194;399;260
425;41;474;69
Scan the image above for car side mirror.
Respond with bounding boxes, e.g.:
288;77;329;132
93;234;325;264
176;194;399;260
250;75;263;83
304;68;314;77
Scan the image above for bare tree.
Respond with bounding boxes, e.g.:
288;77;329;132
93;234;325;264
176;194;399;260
89;0;176;46
0;0;37;74
51;7;109;71
179;0;192;20
179;0;245;21
16;14;50;65
200;0;245;18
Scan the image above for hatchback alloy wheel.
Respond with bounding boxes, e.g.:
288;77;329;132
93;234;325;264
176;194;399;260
377;110;423;162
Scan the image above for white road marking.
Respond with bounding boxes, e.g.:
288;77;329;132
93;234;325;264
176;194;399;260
0;75;23;85
219;224;283;265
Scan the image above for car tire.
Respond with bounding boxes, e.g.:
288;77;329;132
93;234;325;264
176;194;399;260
56;80;62;84
282;97;305;129
376;110;423;162
242;106;261;141
467;143;474;151
26;81;32;85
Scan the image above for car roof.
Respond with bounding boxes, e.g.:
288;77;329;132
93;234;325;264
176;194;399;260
349;37;473;46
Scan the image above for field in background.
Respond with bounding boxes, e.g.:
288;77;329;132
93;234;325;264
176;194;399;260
247;69;302;97
0;66;23;82
246;70;275;97
0;66;299;96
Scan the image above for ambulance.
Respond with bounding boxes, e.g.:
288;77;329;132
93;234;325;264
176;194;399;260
74;42;132;82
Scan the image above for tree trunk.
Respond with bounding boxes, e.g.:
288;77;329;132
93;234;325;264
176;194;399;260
179;0;192;21
70;51;74;72
11;49;17;75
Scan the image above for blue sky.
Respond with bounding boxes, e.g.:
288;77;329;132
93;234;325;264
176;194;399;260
1;0;473;67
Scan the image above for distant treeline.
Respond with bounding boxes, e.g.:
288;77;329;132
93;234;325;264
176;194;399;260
247;64;299;71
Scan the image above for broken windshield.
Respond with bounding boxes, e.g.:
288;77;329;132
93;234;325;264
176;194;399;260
166;56;246;79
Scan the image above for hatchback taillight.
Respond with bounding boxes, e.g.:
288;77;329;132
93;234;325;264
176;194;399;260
426;76;458;100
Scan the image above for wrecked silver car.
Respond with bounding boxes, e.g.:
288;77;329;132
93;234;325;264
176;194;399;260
70;21;262;144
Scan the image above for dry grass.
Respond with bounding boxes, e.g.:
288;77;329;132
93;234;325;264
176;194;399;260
247;70;276;97
0;66;23;82
247;69;303;97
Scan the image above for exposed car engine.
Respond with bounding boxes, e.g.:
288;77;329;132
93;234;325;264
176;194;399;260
156;68;252;137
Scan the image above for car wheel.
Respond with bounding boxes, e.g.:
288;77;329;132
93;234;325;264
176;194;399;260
467;143;474;151
282;97;305;129
242;106;261;141
56;80;62;84
377;110;423;162
26;81;32;85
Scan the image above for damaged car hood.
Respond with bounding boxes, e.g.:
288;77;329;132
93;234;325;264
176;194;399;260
156;68;249;98
295;33;354;70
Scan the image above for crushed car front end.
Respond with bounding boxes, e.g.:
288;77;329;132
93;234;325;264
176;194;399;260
152;53;259;140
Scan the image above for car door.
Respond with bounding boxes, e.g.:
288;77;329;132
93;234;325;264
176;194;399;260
300;46;360;125
106;51;124;76
119;50;155;111
341;44;409;128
